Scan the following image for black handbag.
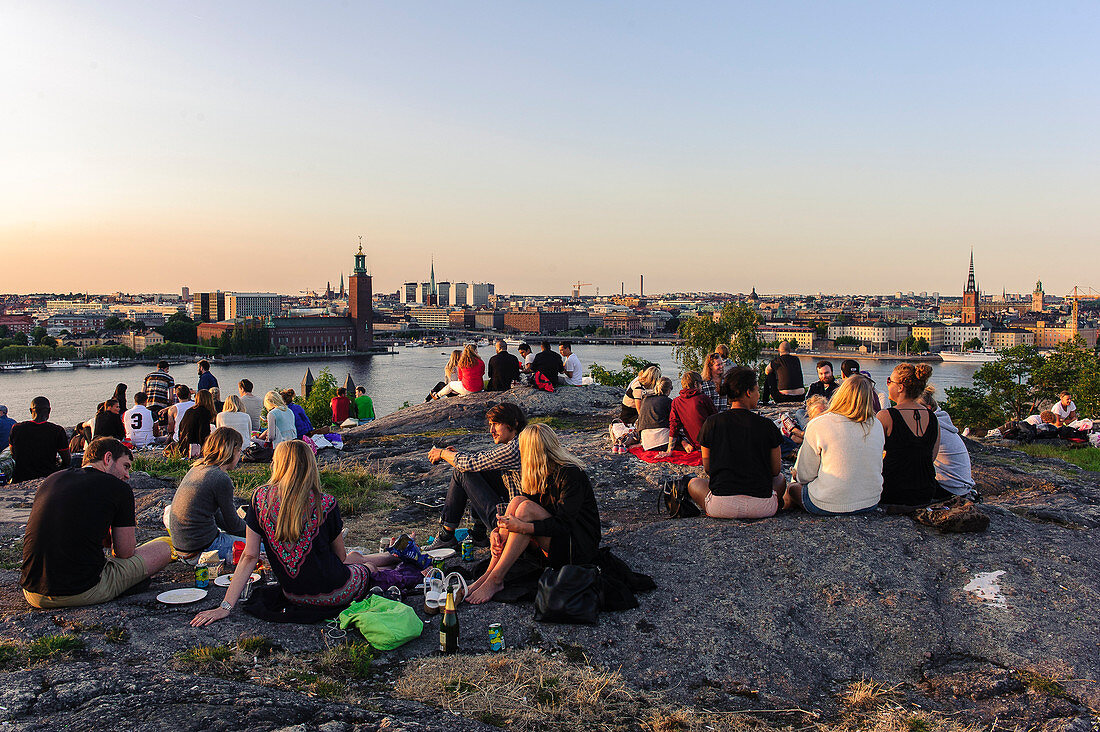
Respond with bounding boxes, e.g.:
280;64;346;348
658;475;701;518
534;563;600;624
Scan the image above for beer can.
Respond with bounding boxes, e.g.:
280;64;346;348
432;556;445;572
488;623;505;652
195;564;211;589
460;536;475;561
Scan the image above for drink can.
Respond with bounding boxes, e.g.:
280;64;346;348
379;536;392;553
460;536;474;561
432;556;445;572
488;623;505;652
195;564;211;589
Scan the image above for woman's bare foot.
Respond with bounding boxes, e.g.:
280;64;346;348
467;572;490;594
465;576;504;605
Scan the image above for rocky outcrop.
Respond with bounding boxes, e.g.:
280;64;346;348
1;388;1097;729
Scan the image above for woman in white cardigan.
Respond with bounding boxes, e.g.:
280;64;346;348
785;375;883;515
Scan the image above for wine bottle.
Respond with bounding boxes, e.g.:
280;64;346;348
439;589;459;653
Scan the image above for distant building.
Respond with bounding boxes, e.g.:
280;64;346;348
910;322;945;352
503;309;569;334
454;282;469;307
0;313;36;335
944;322;991;350
990;327;1036;350
408;306;451;329
400;282;418;304
602;313;642;336
472;283;495;307
475;309;505;331
270;244;373;352
758;325;814;349
827;321;909;346
449;308;476;329
119;329;165;353
437;281;451;307
1032;280;1045;313
226;292;282;319
197;292;225;322
960;252;980;325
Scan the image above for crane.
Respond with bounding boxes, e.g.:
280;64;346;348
571;281;593;299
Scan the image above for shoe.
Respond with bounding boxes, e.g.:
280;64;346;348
425;532;459;551
468;530;490;548
443;572;469;605
423;568;445;615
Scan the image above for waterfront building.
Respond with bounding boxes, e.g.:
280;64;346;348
827;321;909;346
348;244;374;349
944;322;991;350
990;327;1036;350
197;292;225;322
454;282;469;307
449;309;476;329
503;309;569;335
602;313;642;336
226;292;282;319
408;306;450;329
758;324;815;349
910;322;945;352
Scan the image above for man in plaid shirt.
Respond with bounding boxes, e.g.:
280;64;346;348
425;403;527;550
142;361;175;419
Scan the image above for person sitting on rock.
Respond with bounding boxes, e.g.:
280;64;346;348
427;350;463;401
91;399;126;441
435;344;485;397
878;363;948;510
761;341;805;405
917;388;976;499
177;388;216;459
1052;391;1078;428
636;377;674;451
21;437;172;608
259;391;297;446
8;396;70;484
841;358;882;412
786;395;829;446
330;387;354;425
806;360;839;401
785;375;883;515
279;389;314;438
191;440;405;626
165;427;248;562
698;353;728;412
685;366;787;519
486;340;521;392
558;341;584;386
466;423;601;605
620;364;661;424
531;341;565;388
425;403;527;551
215;394;254;448
662;371;716;455
353;386;375;424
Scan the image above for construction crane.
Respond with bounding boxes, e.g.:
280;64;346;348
571;281;593;299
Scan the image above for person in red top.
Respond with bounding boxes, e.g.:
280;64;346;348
330;388;354;424
661;371;717;455
437;345;485;397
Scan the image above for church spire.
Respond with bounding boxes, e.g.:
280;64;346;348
430;256;437;296
965;249;976;293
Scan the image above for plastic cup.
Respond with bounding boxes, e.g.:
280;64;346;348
495;503;509;520
232;541;245;565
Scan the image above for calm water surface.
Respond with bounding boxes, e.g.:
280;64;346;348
0;347;983;428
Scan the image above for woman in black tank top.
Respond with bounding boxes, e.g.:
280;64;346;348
876;363;946;508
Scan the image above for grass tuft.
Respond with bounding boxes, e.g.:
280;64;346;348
1017;669;1072;699
842;678;901;711
105;627;130;644
0;641;21;667
175;644;233;671
27;634;84;661
237;634;276;657
317;641;374;679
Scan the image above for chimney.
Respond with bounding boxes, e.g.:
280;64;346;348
640;274;644;297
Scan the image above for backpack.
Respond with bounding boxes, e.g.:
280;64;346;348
532;371;555;392
658;475;701;518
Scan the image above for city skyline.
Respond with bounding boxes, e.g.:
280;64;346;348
2;3;1098;296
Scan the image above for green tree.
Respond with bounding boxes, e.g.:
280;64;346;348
915;337;930;353
589;354;651;388
834;336;860;347
1033;337;1100;417
298;368;339;426
674;302;762;371
104;315;125;330
963;337;984;351
30;327;48;345
972;345;1043;420
942;386;1003;429
156;311;198;344
900;335;917;353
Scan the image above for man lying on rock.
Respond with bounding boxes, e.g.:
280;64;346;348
426;402;527;551
21;437;173;609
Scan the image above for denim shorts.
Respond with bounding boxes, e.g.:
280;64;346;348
801;484;878;516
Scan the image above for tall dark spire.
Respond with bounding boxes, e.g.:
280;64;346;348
965;250;976;293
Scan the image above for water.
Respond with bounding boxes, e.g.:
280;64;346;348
0;347;984;429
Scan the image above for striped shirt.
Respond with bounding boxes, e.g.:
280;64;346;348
142;370;175;409
698;380;729;412
453;439;523;498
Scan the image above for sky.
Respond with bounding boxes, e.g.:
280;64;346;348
1;2;1098;298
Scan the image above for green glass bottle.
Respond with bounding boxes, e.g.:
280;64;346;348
439;589;459;653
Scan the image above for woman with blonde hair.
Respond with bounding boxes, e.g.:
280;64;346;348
466;423;601;604
786;375;884;515
877;363;945;509
620;364;662;424
215;394;253;448
427;350;463;401
435;344;485;398
192;440;402;625
260;390;296;446
698;353;728;411
166;427;247;561
177;388;218;458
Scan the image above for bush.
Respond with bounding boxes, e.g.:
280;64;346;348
298;368;339;427
589;355;651;388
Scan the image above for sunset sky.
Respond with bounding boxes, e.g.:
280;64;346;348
1;2;1098;298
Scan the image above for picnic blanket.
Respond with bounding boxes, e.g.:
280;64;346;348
627;445;702;466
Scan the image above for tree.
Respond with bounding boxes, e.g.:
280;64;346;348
900;335;917;354
156;311;198;344
104;315;125;330
963;337;984;351
675;302;762;371
834;336;860;347
915;337;930;353
942;386;1002;429
30;327;48;346
590;354;652;388
972;345;1042;420
663;316;680;333
1032;337;1100;417
297;368;338;426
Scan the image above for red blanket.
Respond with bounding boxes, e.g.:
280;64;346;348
627;445;702;466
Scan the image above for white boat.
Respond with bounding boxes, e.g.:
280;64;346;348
87;357;119;368
45;359;75;369
938;350;1000;364
406;341;423;348
476;339;490;347
1;361;37;372
504;338;524;347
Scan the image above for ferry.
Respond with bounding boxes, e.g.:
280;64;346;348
45;359;75;370
476;338;490;347
1;360;38;372
504;338;525;348
87;357;119;368
938;350;1000;364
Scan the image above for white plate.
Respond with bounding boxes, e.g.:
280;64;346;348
425;548;456;560
212;573;261;588
156;588;209;604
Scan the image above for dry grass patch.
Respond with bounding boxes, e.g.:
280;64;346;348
395;650;766;732
842;679;903;712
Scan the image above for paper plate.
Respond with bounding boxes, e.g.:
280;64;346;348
425;548;456;560
156;588;209;604
213;573;260;588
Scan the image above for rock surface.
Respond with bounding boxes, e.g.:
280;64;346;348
2;386;1098;729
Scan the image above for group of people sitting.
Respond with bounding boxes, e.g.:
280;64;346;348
618;347;979;520
427;340;586;401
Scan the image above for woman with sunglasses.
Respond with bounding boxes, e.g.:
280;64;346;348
877;363;948;510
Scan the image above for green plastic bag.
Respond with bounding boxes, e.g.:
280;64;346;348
338;596;424;650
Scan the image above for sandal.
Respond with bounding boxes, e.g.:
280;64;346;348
423;567;445;615
443;572;469;605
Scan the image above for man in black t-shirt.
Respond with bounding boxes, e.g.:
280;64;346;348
8;397;70;483
21;438;172;608
486;340;521;391
530;341;564;387
761;342;806;405
806;360;839;401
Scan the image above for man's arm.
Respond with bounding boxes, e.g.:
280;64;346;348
111;525;137;558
